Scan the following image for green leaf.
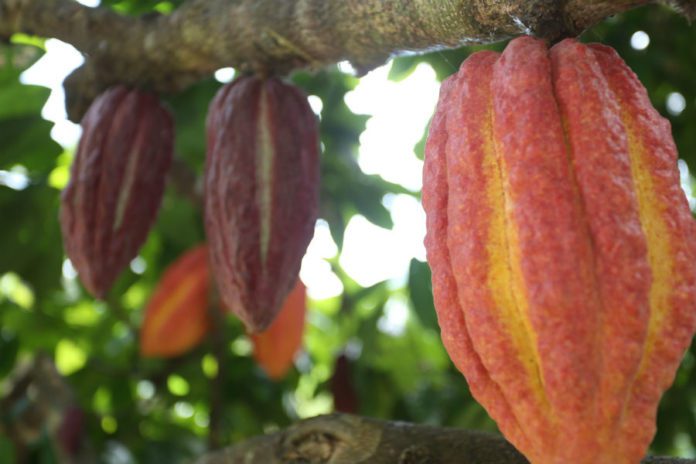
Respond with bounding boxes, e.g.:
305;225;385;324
0;46;61;173
0;116;62;173
351;181;393;229
0;330;19;378
0;184;63;298
407;259;439;331
0;435;15;463
166;78;220;174
388;57;420;82
0;83;50;119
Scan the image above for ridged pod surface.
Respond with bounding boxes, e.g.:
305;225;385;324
205;76;319;332
140;245;210;358
60;86;174;298
422;36;696;464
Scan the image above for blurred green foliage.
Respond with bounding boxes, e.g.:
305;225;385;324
1;3;696;463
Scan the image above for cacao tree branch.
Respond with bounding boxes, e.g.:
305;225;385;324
194;413;696;464
665;0;696;18
0;0;682;121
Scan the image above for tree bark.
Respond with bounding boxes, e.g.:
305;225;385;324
3;0;693;120
195;413;696;464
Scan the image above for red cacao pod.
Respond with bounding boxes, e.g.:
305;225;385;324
60;86;174;298
140;245;210;358
330;354;359;414
205;76;319;332
250;280;306;380
56;405;85;457
422;37;696;464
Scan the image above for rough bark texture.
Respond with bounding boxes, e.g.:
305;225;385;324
1;0;694;120
194;414;695;464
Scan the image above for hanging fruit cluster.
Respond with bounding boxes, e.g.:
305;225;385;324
56;27;696;463
421;36;696;464
59;71;319;350
139;244;307;379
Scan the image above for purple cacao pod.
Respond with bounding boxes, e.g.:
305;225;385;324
205;76;319;332
60;86;174;298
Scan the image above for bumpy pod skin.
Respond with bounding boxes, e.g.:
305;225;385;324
422;37;696;464
60;86;174;298
205;76;319;333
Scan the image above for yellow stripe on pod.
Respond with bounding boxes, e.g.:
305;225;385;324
422;51;534;456
591;43;696;463
491;36;603;461
257;82;274;266
443;50;548;460
550;39;653;462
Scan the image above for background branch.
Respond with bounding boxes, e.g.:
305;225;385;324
194;414;696;464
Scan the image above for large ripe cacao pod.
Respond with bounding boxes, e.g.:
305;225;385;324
205;76;319;332
60;86;174;298
140;245;210;358
422;36;696;464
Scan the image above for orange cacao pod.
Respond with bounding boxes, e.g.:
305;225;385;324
60;86;174;298
250;280;306;380
205;76;319;332
140;245;210;358
422;37;696;464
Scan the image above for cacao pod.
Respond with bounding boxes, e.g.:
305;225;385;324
140;245;210;358
56;405;85;458
330;354;359;414
422;36;696;464
205;76;319;332
60;86;174;298
250;280;306;380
